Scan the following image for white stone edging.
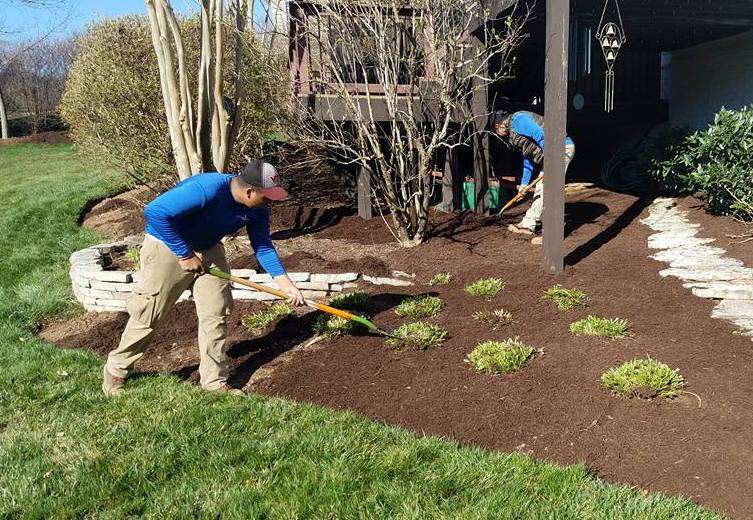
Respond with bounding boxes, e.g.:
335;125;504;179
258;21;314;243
642;198;753;340
70;239;411;313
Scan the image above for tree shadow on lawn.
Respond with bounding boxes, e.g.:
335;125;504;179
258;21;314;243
271;205;356;241
226;292;407;389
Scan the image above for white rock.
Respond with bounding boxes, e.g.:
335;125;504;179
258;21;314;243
648;235;715;250
660;267;753;283
287;272;311;282
69;249;100;264
177;290;192;302
687;282;753;300
230;269;257;278
231;289;277;301
90;270;133;283
310;273;359;283
295;281;330;291
88;288;116;299
712;299;753;320
131;272;141;283
342;282;359;289
91;281;134;292
71;275;91;288
95;299;127;309
330;284;343;291
362;275;413;287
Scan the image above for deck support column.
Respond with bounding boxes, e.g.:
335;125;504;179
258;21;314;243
542;0;570;274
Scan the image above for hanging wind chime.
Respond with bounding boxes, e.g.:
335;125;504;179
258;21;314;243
595;0;626;113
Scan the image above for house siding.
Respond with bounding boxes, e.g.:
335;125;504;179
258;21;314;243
670;31;753;129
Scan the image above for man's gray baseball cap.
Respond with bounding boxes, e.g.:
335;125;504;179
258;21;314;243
240;160;289;201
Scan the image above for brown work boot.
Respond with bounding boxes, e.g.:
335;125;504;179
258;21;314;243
102;365;126;397
208;383;245;396
507;223;534;236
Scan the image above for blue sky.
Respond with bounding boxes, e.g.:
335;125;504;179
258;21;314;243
1;0;195;41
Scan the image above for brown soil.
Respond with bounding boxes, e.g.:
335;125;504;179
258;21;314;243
81;186;154;240
231;250;391;277
0;131;71;146
42;188;753;518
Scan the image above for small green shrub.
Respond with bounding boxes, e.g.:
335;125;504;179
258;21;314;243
472;309;513;330
650;107;753;220
313;291;370;337
395;295;444;319
465;278;505;299
570;316;632;340
242;302;294;335
601;358;686;399
428;272;452;286
124;247;141;271
542;285;589;311
329;291;369;312
466;338;534;375
386;322;449;351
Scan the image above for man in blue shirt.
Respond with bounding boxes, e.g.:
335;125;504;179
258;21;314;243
490;110;575;244
102;160;304;396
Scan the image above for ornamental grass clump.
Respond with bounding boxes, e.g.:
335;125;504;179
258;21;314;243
313;291;370;337
242;302;294;335
428;272;452;286
465;278;505;300
601;358;686;399
395;295;445;319
466;338;534;375
542;285;590;311
386;322;449;351
472;309;513;330
570;316;632;340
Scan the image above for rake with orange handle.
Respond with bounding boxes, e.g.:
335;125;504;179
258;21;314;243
497;174;543;217
208;267;398;339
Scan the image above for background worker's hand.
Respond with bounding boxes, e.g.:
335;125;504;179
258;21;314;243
179;253;205;274
275;274;305;306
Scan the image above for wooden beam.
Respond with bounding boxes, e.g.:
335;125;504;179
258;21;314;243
542;0;570;275
442;145;458;212
357;165;372;220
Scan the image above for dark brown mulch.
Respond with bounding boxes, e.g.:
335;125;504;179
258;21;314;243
0;131;71;146
231;250;392;277
40;188;753;518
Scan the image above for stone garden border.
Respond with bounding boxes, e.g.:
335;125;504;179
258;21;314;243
69;238;412;313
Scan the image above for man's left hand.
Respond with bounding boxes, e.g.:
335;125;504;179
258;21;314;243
275;275;305;306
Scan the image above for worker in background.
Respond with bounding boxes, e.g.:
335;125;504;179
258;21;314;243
490;110;575;245
102;160;304;397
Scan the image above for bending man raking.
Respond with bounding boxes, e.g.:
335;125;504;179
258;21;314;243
490;110;575;245
102;160;304;397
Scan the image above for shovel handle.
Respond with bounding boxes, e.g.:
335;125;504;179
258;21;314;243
208;267;378;331
498;174;543;216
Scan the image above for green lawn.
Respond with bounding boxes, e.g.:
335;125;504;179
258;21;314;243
0;143;724;518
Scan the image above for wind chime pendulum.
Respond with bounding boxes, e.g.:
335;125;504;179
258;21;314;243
595;0;626;113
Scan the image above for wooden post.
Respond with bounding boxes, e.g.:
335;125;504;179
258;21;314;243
357;165;373;220
471;81;490;214
542;0;570;275
442;145;458;212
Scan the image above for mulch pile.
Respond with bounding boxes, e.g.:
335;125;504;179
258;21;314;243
40;188;753;518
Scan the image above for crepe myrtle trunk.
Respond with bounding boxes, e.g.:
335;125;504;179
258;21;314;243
0;87;8;139
145;0;247;181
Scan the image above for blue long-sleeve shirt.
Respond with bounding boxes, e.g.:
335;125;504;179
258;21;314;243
144;173;285;277
510;112;574;185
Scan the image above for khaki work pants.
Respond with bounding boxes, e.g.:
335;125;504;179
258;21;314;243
519;144;576;232
105;236;233;390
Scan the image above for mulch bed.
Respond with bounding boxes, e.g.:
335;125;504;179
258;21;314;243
40;187;753;518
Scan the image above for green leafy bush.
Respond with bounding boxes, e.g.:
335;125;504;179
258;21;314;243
472;309;513;329
466;338;534;375
395;295;444;319
61;16;288;187
651;107;753;219
542;285;590;311
465;278;505;299
601;358;686;399
386;322;449;351
242;303;294;335
570;316;632;340
124;247;141;271
313;291;370;337
428;273;452;286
